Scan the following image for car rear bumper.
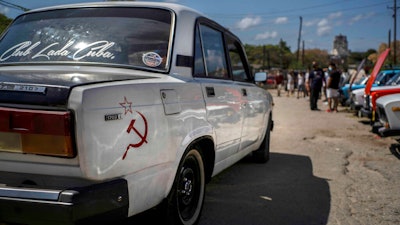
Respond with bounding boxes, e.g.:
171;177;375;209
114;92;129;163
0;179;128;225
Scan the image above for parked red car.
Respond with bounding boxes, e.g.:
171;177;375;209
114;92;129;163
266;74;277;88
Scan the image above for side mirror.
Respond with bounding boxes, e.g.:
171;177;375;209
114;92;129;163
254;72;267;82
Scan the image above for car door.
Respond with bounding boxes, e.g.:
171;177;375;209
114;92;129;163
193;22;245;163
225;34;268;151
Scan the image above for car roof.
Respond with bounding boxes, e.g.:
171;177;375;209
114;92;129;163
25;1;203;17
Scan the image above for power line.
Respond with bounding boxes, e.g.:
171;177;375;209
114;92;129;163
0;0;29;12
208;1;391;19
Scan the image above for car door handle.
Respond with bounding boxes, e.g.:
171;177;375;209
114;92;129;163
241;88;247;96
206;87;215;97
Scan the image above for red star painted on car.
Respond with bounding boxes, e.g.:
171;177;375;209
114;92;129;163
119;96;133;115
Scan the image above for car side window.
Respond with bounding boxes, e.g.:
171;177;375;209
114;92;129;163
194;24;229;79
226;35;250;82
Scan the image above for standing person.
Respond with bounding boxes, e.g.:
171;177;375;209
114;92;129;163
322;68;329;103
305;69;311;98
308;62;325;111
297;71;306;99
286;70;295;97
275;70;284;97
326;62;341;112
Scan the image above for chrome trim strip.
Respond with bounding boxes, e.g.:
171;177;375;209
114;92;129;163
0;186;61;201
0;82;47;94
0;196;72;205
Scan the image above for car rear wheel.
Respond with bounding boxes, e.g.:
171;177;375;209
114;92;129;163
164;147;205;225
252;116;272;163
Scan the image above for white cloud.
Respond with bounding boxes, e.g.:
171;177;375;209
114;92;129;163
304;19;319;27
366;12;376;17
318;18;329;27
317;26;332;36
349;12;375;25
315;18;332;36
350;14;363;24
329;12;342;19
236;16;262;30
274;17;288;24
303;13;344;37
255;31;278;40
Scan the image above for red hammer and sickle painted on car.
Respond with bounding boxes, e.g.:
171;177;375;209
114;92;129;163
122;111;148;160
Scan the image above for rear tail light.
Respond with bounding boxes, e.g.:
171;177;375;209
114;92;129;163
0;107;75;157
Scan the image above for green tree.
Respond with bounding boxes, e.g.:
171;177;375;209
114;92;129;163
278;39;293;69
301;49;329;69
365;48;377;57
348;52;365;65
245;40;293;71
0;14;12;34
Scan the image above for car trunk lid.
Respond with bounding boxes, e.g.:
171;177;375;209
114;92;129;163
0;68;151;108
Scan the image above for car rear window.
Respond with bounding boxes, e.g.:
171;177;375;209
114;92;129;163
0;7;173;72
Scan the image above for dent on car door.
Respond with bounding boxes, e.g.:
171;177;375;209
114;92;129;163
239;83;268;149
194;23;244;162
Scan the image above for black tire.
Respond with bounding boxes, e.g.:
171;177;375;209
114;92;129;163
164;148;206;225
252;117;272;163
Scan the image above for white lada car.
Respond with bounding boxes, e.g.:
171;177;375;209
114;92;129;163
376;93;400;137
0;2;273;225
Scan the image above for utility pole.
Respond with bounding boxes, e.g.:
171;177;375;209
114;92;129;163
388;0;399;65
302;40;305;68
297;16;303;64
389;29;391;63
279;38;283;69
262;45;266;70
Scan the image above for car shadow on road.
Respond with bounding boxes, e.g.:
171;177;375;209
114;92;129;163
200;152;331;225
124;153;331;225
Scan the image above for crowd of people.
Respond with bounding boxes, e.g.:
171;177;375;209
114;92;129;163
271;61;345;113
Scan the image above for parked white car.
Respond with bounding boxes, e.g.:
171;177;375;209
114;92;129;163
0;2;273;225
376;93;400;137
350;88;365;113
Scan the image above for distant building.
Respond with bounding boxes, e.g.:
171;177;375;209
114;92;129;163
331;34;349;68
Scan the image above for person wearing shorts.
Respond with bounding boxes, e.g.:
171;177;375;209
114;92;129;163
326;62;341;112
297;71;306;98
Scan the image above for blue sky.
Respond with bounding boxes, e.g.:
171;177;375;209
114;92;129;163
0;0;396;52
